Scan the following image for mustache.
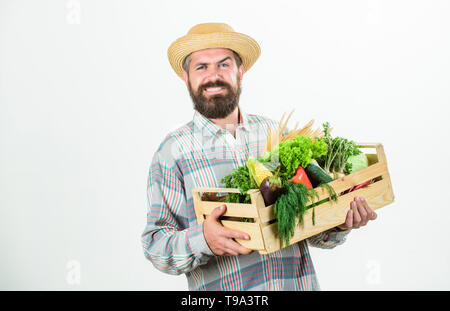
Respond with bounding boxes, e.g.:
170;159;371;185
199;80;232;91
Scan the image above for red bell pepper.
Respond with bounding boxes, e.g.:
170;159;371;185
291;166;313;189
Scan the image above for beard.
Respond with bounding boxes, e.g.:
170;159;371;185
188;75;242;119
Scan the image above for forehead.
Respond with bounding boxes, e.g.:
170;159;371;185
189;48;235;63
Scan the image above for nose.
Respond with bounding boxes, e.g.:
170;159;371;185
204;65;222;82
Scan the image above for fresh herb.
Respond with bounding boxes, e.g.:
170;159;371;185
317;122;361;177
274;182;339;247
274;183;310;247
319;183;338;202
221;165;257;204
274;183;326;247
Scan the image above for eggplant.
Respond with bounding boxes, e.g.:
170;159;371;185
259;176;283;206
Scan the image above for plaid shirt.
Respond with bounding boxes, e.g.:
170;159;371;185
141;108;351;291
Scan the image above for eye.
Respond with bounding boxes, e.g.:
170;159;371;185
196;65;205;70
220;63;229;68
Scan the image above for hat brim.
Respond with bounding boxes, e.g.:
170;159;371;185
167;32;261;79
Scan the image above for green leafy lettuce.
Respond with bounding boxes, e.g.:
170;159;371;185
277;136;328;177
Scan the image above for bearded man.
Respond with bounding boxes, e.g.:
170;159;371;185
141;23;377;291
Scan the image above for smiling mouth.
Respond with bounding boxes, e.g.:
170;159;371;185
204;87;226;95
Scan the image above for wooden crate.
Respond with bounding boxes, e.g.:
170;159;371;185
192;143;395;254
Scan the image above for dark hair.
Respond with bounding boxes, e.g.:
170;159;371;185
182;49;243;73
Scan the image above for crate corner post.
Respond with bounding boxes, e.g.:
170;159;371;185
192;188;205;225
248;191;269;253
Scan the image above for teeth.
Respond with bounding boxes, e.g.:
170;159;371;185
206;87;223;92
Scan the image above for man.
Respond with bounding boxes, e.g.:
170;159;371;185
141;23;377;290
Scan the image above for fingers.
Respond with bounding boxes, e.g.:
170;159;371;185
351;200;362;228
351;197;377;229
222;226;250;241
343;207;353;229
223;239;253;256
213;237;253;256
366;201;378;220
356;199;368;227
220;228;252;256
208;204;227;220
203;204;253;256
357;197;377;221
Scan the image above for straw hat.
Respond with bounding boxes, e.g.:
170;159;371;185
167;23;261;79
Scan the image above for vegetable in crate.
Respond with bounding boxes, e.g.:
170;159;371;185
291;165;313;189
274;183;311;247
259;166;283;206
221;165;257;204
258;149;280;171
305;160;333;188
247;157;273;186
345;153;369;174
343;153;372;194
316;122;361;179
278;136;328;177
274;182;336;246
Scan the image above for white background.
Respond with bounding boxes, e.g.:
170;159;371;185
1;0;449;290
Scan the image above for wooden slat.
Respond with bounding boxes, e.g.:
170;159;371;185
356;143;379;149
193;187;244;194
327;161;387;194
259;178;394;254
193;188;260;221
199;201;258;218
221;220;265;250
258;204;275;223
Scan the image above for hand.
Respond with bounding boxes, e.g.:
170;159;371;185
203;204;253;256
337;197;377;230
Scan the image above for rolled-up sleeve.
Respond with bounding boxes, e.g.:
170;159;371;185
141;152;214;275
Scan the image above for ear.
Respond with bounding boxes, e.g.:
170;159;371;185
238;64;245;82
182;70;189;87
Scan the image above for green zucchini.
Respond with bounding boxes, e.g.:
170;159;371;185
305;163;333;188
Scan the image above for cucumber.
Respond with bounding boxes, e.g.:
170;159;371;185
305;163;333;188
